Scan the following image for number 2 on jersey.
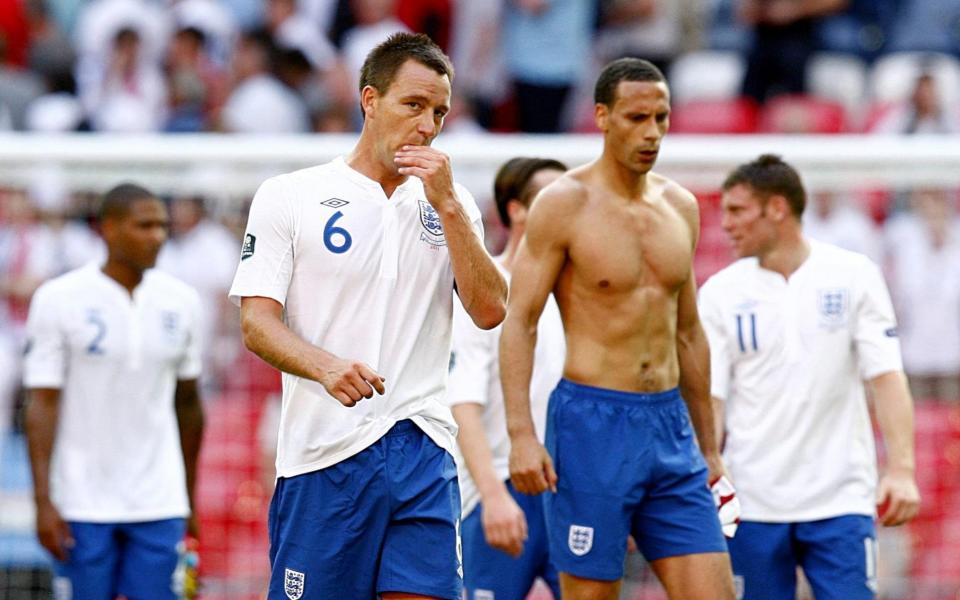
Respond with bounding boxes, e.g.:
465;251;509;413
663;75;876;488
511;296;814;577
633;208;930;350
86;312;107;355
324;211;352;254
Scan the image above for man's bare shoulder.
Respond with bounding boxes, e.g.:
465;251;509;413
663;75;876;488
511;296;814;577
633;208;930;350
650;171;699;224
527;170;590;223
649;171;697;209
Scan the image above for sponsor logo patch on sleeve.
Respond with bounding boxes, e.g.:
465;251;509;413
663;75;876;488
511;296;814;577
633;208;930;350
241;234;256;260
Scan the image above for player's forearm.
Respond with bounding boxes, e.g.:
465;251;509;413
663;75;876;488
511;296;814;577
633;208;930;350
25;389;60;503
452;404;510;499
437;201;507;330
678;327;722;460
499;313;538;438
175;380;205;511
241;306;336;382
712;396;726;450
871;371;916;474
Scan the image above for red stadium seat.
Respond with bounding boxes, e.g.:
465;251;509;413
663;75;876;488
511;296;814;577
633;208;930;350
669;98;759;134
758;95;848;134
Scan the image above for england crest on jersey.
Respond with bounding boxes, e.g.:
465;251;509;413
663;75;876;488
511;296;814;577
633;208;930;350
284;568;305;600
817;288;849;328
418;200;446;246
568;524;594;556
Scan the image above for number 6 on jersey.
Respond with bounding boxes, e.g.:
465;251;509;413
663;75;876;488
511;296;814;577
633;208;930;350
324;211;352;254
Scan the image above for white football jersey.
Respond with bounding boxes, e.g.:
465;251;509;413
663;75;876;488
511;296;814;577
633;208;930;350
699;240;903;522
23;265;201;522
446;266;565;517
229;157;484;478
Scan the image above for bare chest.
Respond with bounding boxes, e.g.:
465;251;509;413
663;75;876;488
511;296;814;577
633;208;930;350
566;201;693;293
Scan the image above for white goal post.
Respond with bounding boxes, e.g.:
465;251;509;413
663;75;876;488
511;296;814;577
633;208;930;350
1;134;959;204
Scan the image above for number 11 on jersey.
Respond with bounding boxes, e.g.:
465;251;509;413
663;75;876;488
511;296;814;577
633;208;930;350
735;312;758;353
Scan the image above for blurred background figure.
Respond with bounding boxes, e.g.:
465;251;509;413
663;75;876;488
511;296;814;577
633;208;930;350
83;26;168;132
884;188;960;402
502;0;594;133
594;0;691;76
870;70;960;134
739;0;849;103
165;26;228;132
0;32;45;131
157;195;240;389
0;189;56;464
803;190;882;263
218;30;309;133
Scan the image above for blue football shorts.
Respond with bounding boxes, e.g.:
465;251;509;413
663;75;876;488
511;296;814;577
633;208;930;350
727;515;877;600
52;518;185;600
267;419;462;599
462;479;559;600
544;379;727;581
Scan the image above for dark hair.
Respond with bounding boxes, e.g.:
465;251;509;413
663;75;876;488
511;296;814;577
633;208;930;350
113;26;140;47
176;26;207;47
494;157;567;228
358;32;453;115
594;57;666;106
99;183;157;221
723;154;806;218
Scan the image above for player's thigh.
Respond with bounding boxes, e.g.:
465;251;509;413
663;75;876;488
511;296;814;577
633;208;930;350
649;551;735;600
558;571;622;600
726;521;797;600
796;515;877;600
53;522;121;600
629;403;727;568
461;489;542;600
378;422;462;600
267;444;391;599
116;518;185;600
519;485;561;600
543;389;635;582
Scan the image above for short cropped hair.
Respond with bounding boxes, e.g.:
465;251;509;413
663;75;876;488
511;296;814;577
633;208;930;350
494;157;567;228
594;57;666;106
358;33;453;114
99;183;157;221
723;154;807;218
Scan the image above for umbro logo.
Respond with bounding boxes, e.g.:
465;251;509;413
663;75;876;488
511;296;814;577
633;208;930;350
321;198;349;208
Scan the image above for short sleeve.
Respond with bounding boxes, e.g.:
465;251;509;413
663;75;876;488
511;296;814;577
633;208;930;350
23;284;66;389
455;183;485;242
228;176;297;307
699;282;732;401
178;289;203;380
446;294;496;407
854;260;903;379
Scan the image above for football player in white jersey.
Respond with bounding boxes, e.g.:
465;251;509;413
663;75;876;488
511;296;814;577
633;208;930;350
24;183;205;599
448;157;567;599
230;33;507;599
700;154;921;600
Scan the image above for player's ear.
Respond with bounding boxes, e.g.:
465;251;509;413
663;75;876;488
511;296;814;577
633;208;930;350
360;85;379;118
594;102;610;132
769;195;790;221
506;199;527;226
99;216;118;244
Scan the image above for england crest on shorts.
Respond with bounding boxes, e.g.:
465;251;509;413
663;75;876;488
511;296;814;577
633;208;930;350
817;288;849;328
418;200;446;246
568;524;594;556
284;568;305;600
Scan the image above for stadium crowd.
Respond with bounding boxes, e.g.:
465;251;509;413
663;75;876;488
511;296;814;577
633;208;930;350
0;0;959;134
